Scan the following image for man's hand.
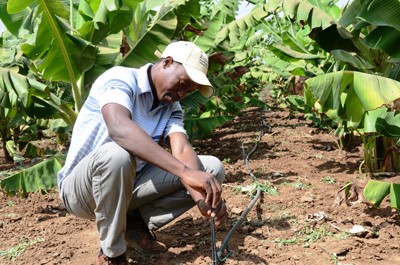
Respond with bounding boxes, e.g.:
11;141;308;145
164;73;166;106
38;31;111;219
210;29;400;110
196;199;228;228
181;168;222;209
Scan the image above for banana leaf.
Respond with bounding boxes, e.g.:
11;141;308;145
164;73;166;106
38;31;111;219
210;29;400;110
357;0;400;31
18;0;97;82
363;26;400;59
0;0;29;36
185;115;233;139
0;155;65;194
274;44;324;60
331;49;374;71
363;180;400;209
304;71;400;129
75;0;133;45
214;4;270;48
375;110;400;138
0;68;76;126
118;6;177;67
283;0;337;30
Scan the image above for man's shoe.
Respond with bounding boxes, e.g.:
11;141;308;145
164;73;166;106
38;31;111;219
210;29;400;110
126;211;167;255
96;248;128;265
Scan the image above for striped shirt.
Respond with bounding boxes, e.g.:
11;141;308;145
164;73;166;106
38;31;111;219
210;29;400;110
57;64;186;188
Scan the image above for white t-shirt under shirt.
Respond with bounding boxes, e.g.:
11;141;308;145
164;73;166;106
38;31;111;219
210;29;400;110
57;64;187;189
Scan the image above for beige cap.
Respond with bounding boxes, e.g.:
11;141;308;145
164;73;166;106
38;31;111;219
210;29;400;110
161;41;214;97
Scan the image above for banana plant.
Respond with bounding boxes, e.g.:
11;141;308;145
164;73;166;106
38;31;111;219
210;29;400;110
0;68;76;161
283;0;400;210
284;0;400;167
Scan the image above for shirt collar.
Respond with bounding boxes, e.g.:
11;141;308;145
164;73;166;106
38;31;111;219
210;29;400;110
137;63;167;110
137;63;153;94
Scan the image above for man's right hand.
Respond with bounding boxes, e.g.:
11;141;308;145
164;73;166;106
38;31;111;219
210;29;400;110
181;168;222;209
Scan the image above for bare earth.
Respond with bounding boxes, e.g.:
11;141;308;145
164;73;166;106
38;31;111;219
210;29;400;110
1;107;400;265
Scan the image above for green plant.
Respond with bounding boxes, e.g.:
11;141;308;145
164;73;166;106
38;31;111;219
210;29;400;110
222;158;231;163
334;231;350;240
235;180;279;197
290;180;308;190
0;237;44;260
285;0;400;173
321;176;335;184
283;0;400;210
273;237;298;247
300;225;333;248
0;154;65;195
363;180;400;209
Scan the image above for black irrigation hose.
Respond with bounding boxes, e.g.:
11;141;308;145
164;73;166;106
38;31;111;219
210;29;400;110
211;111;270;264
211;216;218;264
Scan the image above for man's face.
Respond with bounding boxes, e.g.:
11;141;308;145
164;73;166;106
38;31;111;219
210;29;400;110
156;58;200;104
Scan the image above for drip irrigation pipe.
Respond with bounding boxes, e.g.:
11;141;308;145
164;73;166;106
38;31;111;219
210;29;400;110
210;111;270;264
211;216;218;264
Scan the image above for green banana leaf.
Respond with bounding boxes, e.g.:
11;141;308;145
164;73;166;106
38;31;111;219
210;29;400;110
0;68;77;126
361;107;389;133
2;0;137;112
75;0;133;45
274;44;325;60
364;26;400;59
184;115;233;139
17;0;97;82
4;0;96;110
282;0;337;30
363;180;400;209
214;4;270;48
282;0;357;53
331;49;375;71
357;0;400;31
339;0;400;59
304;71;400;129
375;110;400;138
0;0;30;36
194;13;224;50
0;155;65;194
360;107;400;138
118;6;178;67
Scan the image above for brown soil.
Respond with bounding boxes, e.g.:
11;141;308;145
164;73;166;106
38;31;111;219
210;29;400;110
1;107;400;265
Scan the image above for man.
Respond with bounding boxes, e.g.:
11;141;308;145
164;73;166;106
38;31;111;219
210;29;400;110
57;41;228;265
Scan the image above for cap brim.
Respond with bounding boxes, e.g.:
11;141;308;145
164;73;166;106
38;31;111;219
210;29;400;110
183;65;214;97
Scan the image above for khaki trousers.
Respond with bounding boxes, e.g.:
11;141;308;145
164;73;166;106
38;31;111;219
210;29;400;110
60;142;225;257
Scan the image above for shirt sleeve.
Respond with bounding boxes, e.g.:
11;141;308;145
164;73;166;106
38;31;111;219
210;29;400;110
164;103;187;137
98;79;135;114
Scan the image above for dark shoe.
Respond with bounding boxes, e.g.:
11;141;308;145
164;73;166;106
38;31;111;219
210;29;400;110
126;211;167;255
96;248;128;265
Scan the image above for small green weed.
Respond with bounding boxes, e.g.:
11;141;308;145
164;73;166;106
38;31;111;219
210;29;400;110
289;181;307;190
321;176;335;184
235;180;278;197
273;237;297;247
334;231;351;240
300;225;333;247
331;253;339;264
222;158;231;163
0;237;44;260
281;180;308;190
6;201;15;207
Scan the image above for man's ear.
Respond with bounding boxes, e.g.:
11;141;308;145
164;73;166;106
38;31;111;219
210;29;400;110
162;57;174;68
